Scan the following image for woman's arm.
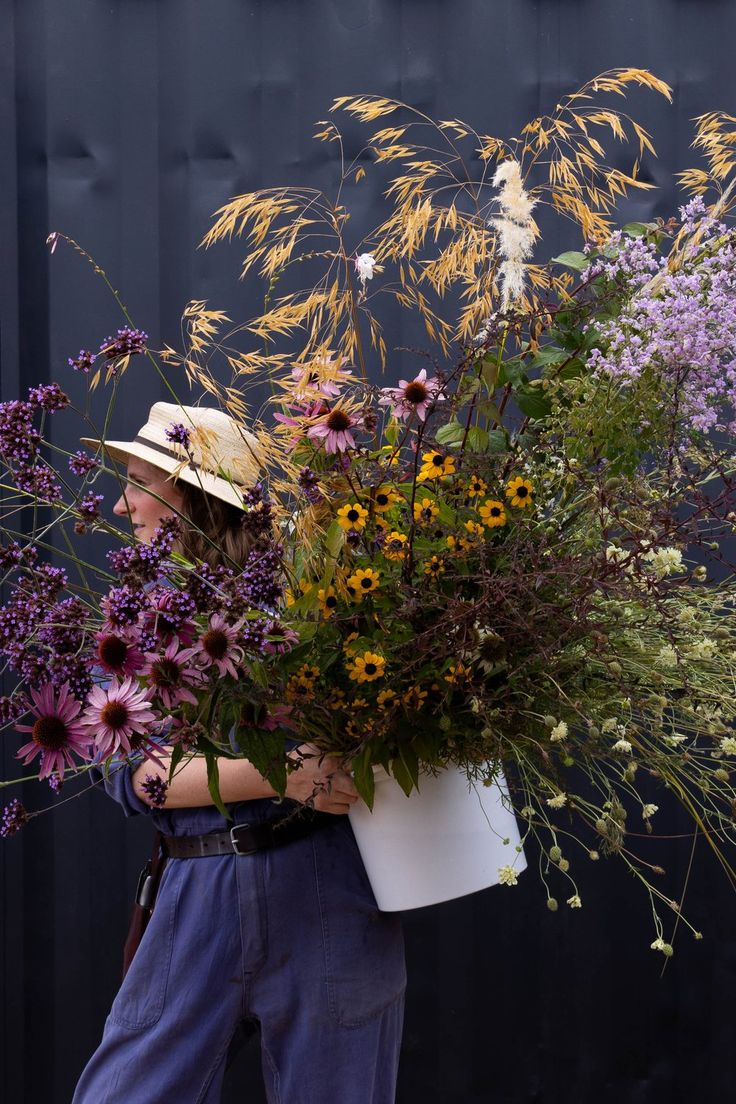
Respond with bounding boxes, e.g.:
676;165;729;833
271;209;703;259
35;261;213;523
131;743;359;814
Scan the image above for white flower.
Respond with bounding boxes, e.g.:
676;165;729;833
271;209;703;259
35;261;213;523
546;792;568;809
719;736;736;755
676;606;697;625
489;159;537;310
354;253;378;288
655;644;679;668
687;637;718;660
566;894;582;908
642;804;659;819
601;717;618;734
644;546;684;578
650;937;674;956
497;864;519;886
550;721;568;742
663;733;687;747
612;738;633;754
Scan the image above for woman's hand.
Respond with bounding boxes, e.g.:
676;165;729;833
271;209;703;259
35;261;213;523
285;743;359;814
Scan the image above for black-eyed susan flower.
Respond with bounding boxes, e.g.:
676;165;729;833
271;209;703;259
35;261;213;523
377;688;397;710
424;555;446;577
318;586;339;618
464;520;485;539
347;567;380;598
347;651;386;683
285;588;296;608
325;688;346;710
286;676;316;703
418;451;456;482
296;663;320;683
444;661;473;686
446;533;475;553
373;485;401;512
505;476;534;508
374;515;390;532
342;631;360;654
402;684;428;710
478;499;507;527
413;497;440;524
464;474;488;498
351;696;369;709
336;502;369;531
382;531;408;561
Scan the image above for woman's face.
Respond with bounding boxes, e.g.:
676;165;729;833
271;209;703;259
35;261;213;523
112;458;186;544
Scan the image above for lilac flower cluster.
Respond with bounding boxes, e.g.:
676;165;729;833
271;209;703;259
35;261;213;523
0;694;27;725
238;617;268;654
587;212;736;435
108;517;181;584
0;400;40;463
1;798;28;838
37;596;92;698
0;542;24;571
142;585;197;645
184;561;231;613
100;327;148;361
585;232;662;288
101;584;147;628
14;462;63;502
68;450;100;478
164;422;191;448
68;349;96;373
141;774;169;807
298;466;323;504
27;382;70;412
240;483;274;544
78;493;104;522
228;544;284;613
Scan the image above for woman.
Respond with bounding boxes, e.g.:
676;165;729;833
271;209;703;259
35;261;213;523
73;402;406;1104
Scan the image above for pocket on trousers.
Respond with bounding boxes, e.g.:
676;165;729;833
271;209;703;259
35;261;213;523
108;864;181;1031
311;820;407;1028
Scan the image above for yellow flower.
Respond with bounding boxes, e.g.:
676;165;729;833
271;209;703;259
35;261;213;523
505;477;534;508
318;586;339;618
351;697;369;709
464;474;487;498
373;485;401;512
444;661;473;685
286;676;316;702
296;663;320;682
478;499;507;527
418;451;456;482
382;531;408;561
377;688;397;710
347;651;386;683
403;684;428;710
424;555;446;577
347;567;381;599
336;502;369;531
464;520;485;539
447;533;475;553
342;631;360;654
413;497;440;524
325;689;346;710
285;588;296;607
374;515;390;531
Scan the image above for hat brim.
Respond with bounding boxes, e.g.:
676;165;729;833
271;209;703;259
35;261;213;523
79;436;257;510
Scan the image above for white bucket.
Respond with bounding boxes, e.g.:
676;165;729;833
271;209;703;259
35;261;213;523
348;763;526;911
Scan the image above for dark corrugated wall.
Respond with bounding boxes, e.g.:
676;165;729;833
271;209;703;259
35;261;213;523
2;2;736;1101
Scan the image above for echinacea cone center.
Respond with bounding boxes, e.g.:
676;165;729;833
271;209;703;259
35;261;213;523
326;410;351;432
32;715;69;750
202;629;228;661
100;701;130;729
404;381;428;404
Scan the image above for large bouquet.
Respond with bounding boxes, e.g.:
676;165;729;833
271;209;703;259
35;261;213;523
3;69;736;949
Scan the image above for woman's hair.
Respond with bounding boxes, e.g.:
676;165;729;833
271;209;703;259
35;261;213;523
176;482;255;569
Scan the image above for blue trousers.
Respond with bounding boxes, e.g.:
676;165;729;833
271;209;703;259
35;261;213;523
73;813;406;1103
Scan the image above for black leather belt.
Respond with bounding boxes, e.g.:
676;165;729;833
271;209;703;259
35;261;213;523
161;808;337;859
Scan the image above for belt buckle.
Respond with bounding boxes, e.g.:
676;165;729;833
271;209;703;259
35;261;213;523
230;824;255;856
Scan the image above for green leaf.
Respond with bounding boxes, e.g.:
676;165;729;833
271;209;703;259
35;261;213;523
390;753;416;797
557;358;585;380
515;388;552;419
205;752;231;820
622;221;654;238
435;421;465;446
486;429;508;453
551;250;588;272
529;345;565;368
324;518;344;562
466;426;489;452
351;747;376;810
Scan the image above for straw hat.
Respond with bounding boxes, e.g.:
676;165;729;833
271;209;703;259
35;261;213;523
81;402;264;510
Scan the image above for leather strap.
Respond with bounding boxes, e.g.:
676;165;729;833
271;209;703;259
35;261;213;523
162;808;337;859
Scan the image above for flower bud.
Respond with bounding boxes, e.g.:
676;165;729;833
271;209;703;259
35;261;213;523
546;897;559;912
549;845;562;862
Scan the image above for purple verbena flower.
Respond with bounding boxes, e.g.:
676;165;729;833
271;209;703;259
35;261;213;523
68;450;100;478
298;466;323;504
1;798;29;838
141;774;169;807
27;382;70;412
0;400;40;463
164;422;191;448
78;492;104;522
101;584;147;629
99;327;148;361
68;349;96;373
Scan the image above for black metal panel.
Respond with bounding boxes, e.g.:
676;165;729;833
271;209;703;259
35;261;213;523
2;2;736;1101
